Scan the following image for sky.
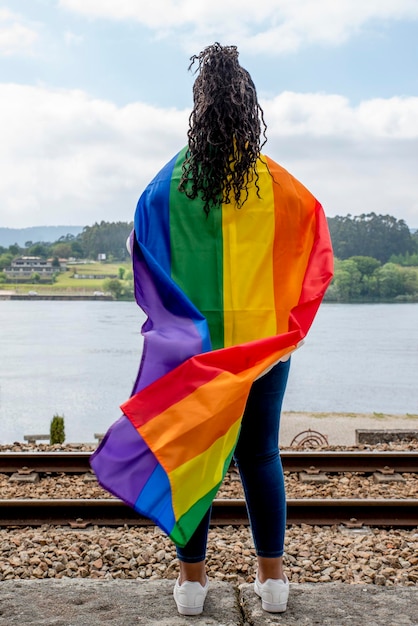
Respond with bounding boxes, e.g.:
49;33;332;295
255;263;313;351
1;1;418;230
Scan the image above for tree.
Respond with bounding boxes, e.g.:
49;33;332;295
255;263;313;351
103;278;124;299
0;253;13;271
376;263;406;299
70;240;84;258
389;251;418;266
332;259;362;300
51;242;72;258
349;256;381;297
78;221;133;261
8;244;21;256
402;268;418;295
328;213;416;263
28;243;49;258
58;234;75;242
350;256;381;277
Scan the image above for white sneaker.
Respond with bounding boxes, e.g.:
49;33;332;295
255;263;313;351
173;577;209;616
254;573;289;613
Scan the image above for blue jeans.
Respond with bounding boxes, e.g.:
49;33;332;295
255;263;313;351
177;358;290;562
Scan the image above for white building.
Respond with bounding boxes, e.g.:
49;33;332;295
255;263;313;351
4;256;54;280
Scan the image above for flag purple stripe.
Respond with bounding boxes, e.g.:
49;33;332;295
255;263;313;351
130;237;211;394
90;415;158;508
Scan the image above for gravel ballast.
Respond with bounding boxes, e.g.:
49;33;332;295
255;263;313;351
1;523;417;586
1;440;417;588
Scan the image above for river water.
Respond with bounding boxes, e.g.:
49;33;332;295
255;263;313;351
0;301;417;443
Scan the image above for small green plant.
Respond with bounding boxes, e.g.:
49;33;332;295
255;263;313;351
372;412;386;419
50;414;65;444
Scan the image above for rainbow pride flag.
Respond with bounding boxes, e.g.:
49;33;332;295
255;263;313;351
90;148;334;547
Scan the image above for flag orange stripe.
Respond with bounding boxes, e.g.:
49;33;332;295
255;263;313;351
264;156;317;333
139;370;254;472
137;344;296;473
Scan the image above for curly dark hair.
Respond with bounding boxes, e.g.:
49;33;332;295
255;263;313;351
178;42;268;215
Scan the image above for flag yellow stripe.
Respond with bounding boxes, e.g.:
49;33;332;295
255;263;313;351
222;163;277;347
169;418;242;519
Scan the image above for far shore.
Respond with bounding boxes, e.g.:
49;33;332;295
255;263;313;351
0;292;113;301
1;411;416;449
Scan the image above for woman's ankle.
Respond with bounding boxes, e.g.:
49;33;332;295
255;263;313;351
179;560;207;585
257;556;285;583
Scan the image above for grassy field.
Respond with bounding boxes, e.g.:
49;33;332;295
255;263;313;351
9;262;131;294
66;262;129;276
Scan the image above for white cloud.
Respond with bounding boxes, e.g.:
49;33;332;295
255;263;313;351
263;92;418;138
0;84;188;227
59;0;418;54
0;84;417;229
0;8;39;56
263;92;418;224
64;31;84;46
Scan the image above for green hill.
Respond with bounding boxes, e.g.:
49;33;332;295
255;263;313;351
0;226;84;248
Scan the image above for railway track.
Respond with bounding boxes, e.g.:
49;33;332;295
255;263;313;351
1;451;417;529
0;497;417;528
1;450;417;474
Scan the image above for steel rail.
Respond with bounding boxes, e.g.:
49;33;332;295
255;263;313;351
0;451;417;475
0;498;416;528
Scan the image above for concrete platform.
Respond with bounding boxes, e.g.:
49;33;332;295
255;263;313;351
0;579;417;625
280;412;418;447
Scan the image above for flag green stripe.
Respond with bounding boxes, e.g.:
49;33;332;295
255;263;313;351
169;443;236;547
169;152;224;349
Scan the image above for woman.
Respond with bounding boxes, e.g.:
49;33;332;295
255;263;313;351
91;42;333;617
